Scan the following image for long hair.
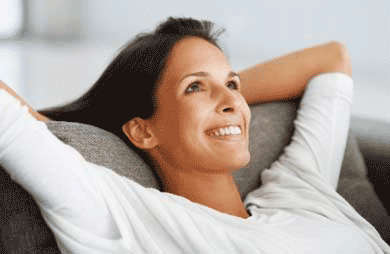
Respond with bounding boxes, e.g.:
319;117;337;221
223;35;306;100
40;16;226;171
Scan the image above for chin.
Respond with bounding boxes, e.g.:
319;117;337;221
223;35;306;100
237;156;251;168
224;152;251;171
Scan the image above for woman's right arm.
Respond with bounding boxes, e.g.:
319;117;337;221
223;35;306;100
0;86;120;245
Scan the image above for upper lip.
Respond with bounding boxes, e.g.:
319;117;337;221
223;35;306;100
205;124;244;135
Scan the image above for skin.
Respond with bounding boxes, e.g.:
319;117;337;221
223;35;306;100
122;36;252;219
238;40;352;105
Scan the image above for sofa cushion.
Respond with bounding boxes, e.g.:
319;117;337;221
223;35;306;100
46;119;159;189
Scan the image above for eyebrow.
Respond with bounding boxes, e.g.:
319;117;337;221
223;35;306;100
179;71;240;83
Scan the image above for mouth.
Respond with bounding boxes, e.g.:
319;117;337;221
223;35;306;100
205;124;244;139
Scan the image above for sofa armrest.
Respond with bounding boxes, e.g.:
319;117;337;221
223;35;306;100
351;116;390;159
350;116;390;212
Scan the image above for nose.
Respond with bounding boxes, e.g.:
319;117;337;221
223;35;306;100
212;83;240;114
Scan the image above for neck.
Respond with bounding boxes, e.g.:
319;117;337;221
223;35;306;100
157;167;250;219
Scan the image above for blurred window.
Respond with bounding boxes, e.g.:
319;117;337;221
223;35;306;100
0;0;23;39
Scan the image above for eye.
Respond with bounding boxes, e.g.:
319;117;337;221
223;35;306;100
185;81;203;94
184;80;240;95
227;80;239;90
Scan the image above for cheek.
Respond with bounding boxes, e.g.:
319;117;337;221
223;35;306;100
172;107;208;150
151;110;179;143
178;102;211;130
238;96;251;120
243;103;251;121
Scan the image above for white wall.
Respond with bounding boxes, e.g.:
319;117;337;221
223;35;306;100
79;0;390;122
2;0;389;123
81;0;389;69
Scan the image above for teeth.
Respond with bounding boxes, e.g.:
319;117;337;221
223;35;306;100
210;126;242;136
229;126;238;134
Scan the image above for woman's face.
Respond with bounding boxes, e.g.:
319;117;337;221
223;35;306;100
148;36;251;174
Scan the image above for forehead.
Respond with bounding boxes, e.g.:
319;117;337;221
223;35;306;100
168;36;229;70
158;36;231;92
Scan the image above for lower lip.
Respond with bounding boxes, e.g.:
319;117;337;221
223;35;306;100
206;133;244;141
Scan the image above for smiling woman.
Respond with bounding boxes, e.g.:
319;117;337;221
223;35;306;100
121;36;252;218
3;16;388;253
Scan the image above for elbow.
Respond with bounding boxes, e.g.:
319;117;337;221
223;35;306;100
324;40;353;77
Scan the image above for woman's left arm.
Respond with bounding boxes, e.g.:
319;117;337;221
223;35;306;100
238;40;352;105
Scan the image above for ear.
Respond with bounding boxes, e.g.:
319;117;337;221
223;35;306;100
122;117;158;150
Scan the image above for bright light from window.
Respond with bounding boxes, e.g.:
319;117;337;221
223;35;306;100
0;0;23;38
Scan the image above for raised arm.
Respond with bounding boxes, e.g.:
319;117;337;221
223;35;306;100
0;80;120;246
238;40;352;105
0;81;51;123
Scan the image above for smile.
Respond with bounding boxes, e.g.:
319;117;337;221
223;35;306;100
206;125;242;137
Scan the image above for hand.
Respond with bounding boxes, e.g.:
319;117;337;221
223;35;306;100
0;81;51;123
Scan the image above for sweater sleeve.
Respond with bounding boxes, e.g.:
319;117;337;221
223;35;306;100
275;72;354;189
245;73;390;251
0;90;120;240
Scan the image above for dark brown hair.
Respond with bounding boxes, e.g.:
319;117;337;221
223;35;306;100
40;16;226;171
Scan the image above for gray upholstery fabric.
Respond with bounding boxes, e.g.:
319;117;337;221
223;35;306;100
0;100;388;253
47;120;159;189
337;128;388;231
234;102;297;199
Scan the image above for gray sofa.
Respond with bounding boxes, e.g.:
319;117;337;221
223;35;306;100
0;97;389;253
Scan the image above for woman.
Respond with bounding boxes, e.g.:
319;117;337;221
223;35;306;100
1;17;388;253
